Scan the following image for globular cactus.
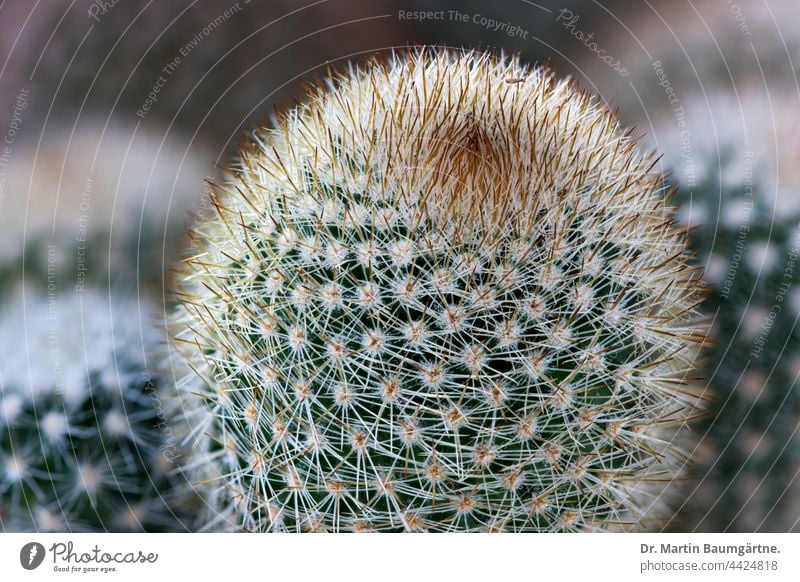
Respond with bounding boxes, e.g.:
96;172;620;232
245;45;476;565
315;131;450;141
172;49;707;532
0;290;184;532
653;89;800;532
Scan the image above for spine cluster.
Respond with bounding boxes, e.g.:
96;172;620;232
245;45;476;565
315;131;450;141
172;50;707;532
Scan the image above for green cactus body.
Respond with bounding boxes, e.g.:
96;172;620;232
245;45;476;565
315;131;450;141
173;50;707;532
0;290;183;532
655;90;800;532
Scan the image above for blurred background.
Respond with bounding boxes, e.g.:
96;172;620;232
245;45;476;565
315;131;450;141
0;0;797;532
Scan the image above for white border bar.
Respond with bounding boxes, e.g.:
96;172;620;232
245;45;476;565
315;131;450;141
1;533;798;581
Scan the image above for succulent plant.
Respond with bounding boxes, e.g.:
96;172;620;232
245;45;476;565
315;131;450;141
653;89;800;532
0;289;186;532
171;49;707;532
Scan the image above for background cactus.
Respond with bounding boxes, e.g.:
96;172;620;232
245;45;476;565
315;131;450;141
0;122;211;299
171;49;707;532
653;89;800;532
0;289;186;532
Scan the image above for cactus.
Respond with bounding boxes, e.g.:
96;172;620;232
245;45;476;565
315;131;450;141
653;89;800;532
0;123;210;298
0;289;185;532
171;49;707;532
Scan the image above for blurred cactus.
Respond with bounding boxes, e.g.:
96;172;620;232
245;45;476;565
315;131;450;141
654;89;800;532
0;290;186;532
172;49;707;532
0;123;210;298
567;1;800;127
